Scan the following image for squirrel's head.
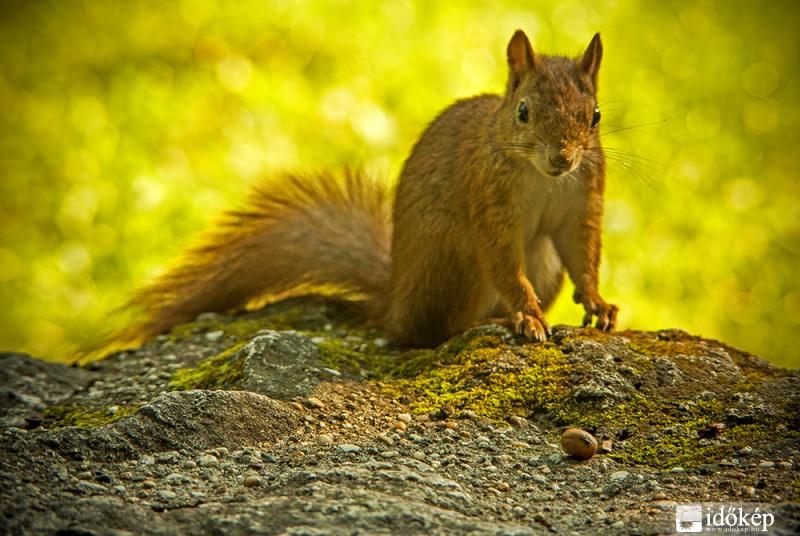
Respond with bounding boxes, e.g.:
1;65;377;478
501;30;603;178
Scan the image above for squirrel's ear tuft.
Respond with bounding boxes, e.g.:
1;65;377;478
579;33;603;84
507;30;536;92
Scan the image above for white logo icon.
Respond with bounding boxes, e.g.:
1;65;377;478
676;504;703;532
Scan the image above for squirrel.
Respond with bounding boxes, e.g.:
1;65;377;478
115;29;618;349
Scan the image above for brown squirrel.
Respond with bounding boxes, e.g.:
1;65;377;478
117;30;618;348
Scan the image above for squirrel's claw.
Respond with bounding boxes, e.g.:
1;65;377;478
581;299;618;332
513;310;552;342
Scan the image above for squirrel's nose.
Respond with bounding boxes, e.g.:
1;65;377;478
549;154;573;171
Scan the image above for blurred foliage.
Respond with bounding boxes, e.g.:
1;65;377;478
0;0;798;368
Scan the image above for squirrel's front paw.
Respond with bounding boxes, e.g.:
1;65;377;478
580;298;618;331
512;310;552;342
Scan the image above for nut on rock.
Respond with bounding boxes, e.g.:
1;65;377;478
561;428;598;460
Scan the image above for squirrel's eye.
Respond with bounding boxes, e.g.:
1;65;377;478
591;107;601;128
517;101;529;123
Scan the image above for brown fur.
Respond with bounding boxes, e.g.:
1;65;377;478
115;30;617;349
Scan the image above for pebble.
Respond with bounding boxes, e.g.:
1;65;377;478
243;475;262;488
395;421;407;432
445;421;458;430
653;491;668;500
142;480;157;489
599;439;613;454
165;473;184;483
157;489;177;500
412;451;426;460
380;450;400;458
610;520;625;529
339;444;361;453
181;460;197;470
670;467;684;473
777;461;793;469
610;471;629;482
397;413;412;423
510;440;530;449
507;416;527;428
758;461;775;468
214;447;229;457
306;397;325;409
738;446;753;456
460;410;479;420
377;434;394;445
205;330;225;341
495;482;511;492
318;434;334;445
199;455;219;467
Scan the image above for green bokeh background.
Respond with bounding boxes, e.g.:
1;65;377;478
1;0;798;368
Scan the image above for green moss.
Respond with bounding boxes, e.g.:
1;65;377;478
382;334;571;421
43;404;138;429
168;318;267;342
168;342;246;390
317;338;396;378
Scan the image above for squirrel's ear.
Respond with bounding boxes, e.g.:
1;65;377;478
579;33;603;84
507;30;536;92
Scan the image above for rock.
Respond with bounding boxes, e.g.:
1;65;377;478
0;302;797;536
236;331;326;399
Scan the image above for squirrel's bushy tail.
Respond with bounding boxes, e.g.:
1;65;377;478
118;169;393;345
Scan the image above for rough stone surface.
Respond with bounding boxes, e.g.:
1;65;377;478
1;299;799;535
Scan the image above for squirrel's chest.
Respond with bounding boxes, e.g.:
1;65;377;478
518;171;587;237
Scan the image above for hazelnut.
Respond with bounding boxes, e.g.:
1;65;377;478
561;428;598;460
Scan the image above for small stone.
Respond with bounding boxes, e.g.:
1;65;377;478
670;467;685;473
653;491;668;500
495;482;511;492
445;421;458;430
395;421;407;432
339;444;361;453
610;470;630;482
738;446;753;456
142;480;157;489
510;440;530;449
507;415;528;428
777;461;793;469
214;447;229;457
306;397;325;409
376;434;394;445
243;475;262;488
599;439;613;454
165;473;184;483
758;461;775;468
181;460;197;470
205;330;225;341
561;428;598;460
318;434;334;445
199;455;219;467
380;450;400;458
157;489;177;500
397;413;412;423
610;520;625;529
460;410;479;420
